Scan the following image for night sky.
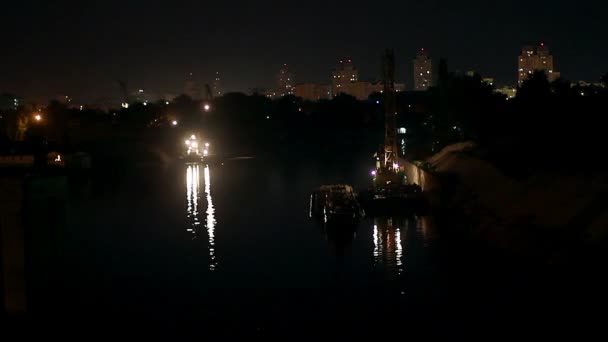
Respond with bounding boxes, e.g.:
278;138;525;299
2;0;606;105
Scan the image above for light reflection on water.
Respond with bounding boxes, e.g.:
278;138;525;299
371;216;437;278
186;165;201;235
372;217;409;277
185;164;217;271
204;165;217;271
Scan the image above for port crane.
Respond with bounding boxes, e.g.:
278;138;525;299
374;49;402;187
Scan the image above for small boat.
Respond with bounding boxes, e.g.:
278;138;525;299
310;184;364;225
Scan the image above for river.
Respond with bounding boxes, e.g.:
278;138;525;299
25;156;606;337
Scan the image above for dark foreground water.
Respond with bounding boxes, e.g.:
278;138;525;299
18;157;608;337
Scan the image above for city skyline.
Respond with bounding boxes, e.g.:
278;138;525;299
1;1;606;104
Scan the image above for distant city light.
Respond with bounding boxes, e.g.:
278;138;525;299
172;120;178;126
376;100;380;104
203;104;211;112
185;140;191;145
121;103;129;109
34;114;42;121
203;149;208;156
371;170;377;176
266;115;270;119
165;101;170;105
191;134;196;139
205;142;210;147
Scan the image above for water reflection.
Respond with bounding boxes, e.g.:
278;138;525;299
372;216;437;278
185;164;218;271
186;165;201;236
373;217;408;276
204;165;217;271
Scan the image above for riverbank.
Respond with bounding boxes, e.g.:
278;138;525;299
404;142;608;262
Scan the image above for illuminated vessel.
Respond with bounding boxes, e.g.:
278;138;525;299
180;134;210;163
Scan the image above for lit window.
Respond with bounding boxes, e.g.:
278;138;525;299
398;127;407;134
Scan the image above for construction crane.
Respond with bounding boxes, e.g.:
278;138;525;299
381;49;399;170
363;49;423;212
372;49;403;189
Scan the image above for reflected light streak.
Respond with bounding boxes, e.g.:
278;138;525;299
204;166;217;271
373;224;380;263
186;165;201;237
396;228;403;275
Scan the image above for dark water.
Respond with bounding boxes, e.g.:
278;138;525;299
26;157;607;337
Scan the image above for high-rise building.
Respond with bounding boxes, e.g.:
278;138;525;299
276;64;294;97
332;59;358;97
413;48;432;91
518;43;560;84
212;72;222;97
